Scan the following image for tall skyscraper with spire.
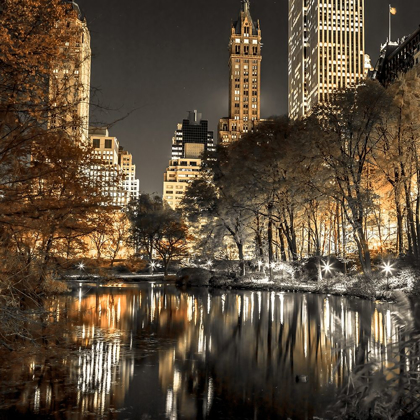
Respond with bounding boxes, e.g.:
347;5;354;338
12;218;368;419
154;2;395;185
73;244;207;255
218;0;262;144
288;0;367;120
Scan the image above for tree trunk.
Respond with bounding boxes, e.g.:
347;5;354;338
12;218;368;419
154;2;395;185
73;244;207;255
237;242;246;277
268;203;274;281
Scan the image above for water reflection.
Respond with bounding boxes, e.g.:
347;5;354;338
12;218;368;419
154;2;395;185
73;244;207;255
0;284;409;419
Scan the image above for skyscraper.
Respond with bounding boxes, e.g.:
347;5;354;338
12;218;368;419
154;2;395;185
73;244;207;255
288;0;367;119
163;111;215;209
218;0;262;144
89;127;140;207
50;0;91;143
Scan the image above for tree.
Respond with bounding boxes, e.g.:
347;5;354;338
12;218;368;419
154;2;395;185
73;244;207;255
154;217;190;276
300;81;390;276
128;194;190;274
0;0;115;349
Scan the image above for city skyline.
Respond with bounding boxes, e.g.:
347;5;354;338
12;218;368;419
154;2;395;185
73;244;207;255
80;0;420;195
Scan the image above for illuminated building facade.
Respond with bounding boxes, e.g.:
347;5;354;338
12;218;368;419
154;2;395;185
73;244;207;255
288;0;367;119
50;1;91;143
218;0;262;144
118;148;140;202
374;26;420;87
89;127;140;207
163;111;214;209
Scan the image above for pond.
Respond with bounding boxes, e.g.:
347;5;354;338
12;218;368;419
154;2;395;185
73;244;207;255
0;282;413;419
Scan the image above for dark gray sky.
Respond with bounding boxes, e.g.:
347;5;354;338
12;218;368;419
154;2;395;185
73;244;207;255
79;0;420;195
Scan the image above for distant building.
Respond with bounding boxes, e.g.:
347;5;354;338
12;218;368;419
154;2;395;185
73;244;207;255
50;0;91;143
288;0;367;119
163;111;214;209
89;127;140;207
218;0;262;144
118;148;140;202
373;26;420;87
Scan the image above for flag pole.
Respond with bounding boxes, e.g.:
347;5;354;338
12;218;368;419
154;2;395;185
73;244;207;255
389;4;391;41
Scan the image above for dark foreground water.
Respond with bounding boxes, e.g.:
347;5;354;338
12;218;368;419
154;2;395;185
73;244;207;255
0;282;411;419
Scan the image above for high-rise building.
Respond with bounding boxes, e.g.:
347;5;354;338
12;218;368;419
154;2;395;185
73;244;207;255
163;111;215;209
288;0;367;119
50;1;91;143
218;0;262;144
118;148;140;202
89;127;140;207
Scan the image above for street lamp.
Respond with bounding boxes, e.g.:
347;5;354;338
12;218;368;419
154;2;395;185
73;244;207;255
150;261;156;275
382;261;394;290
207;259;213;269
322;261;333;290
257;260;263;272
77;262;85;277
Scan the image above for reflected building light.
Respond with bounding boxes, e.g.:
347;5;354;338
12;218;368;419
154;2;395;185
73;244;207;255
198;326;205;354
379;311;384;347
221;294;226;313
207;294;211;315
150;289;156;322
324;297;330;334
117;298;121;323
187;296;193;322
302;295;308;358
206;377;214;416
251;292;254;324
194;299;198;325
356;312;359;347
244;296;249;321
386;309;392;342
271;292;275;323
173;368;181;393
165;388;177;420
258;292;262;320
347;312;352;340
280;293;284;325
238;295;242;318
34;386;40;413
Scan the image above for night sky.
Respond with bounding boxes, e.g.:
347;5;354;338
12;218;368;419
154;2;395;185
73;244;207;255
79;0;420;195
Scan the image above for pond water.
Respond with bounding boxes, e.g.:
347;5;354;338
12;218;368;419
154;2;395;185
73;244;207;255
0;282;411;419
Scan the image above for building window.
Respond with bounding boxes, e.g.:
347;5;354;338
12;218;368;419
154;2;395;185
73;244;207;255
92;139;100;148
105;139;112;149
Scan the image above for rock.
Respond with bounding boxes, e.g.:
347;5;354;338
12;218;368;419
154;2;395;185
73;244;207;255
176;267;212;287
209;275;232;287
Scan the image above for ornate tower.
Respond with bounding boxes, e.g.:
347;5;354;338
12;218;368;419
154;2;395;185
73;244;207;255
218;0;262;144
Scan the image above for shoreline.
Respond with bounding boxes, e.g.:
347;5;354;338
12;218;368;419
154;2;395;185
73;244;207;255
63;272;417;302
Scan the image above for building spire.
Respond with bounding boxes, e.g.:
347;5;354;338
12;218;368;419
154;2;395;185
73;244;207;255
241;0;250;13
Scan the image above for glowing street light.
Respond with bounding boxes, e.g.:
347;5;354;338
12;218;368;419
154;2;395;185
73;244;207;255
322;261;333;290
257;260;263;272
150;261;156;274
207;260;213;268
322;261;332;274
382;261;394;290
77;262;85;272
